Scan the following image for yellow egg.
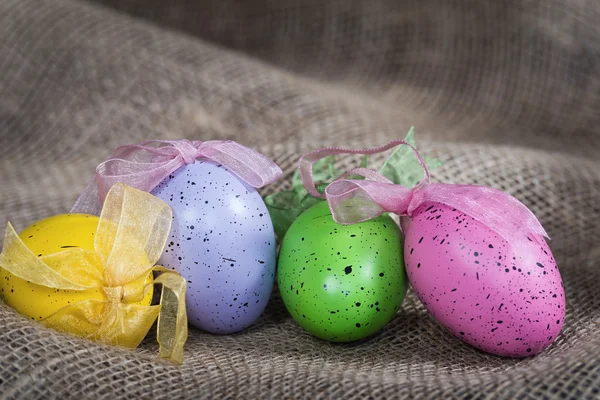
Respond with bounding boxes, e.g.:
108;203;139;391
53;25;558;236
0;214;153;322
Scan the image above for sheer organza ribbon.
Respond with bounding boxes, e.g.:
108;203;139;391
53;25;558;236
0;183;188;363
299;140;549;244
72;139;283;214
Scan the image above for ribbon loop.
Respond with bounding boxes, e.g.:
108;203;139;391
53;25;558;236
194;140;283;188
72;139;282;215
301;140;549;245
96;181;173;287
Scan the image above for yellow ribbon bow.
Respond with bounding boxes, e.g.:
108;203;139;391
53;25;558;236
0;183;188;363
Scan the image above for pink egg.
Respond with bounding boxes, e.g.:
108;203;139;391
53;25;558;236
403;202;565;357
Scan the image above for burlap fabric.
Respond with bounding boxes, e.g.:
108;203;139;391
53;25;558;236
1;0;599;398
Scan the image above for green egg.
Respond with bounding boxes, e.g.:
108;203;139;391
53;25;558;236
277;201;407;342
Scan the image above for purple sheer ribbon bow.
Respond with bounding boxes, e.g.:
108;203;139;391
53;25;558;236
72;140;282;215
299;140;548;245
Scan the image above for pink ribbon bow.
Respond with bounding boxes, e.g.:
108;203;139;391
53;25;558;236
299;140;548;245
72;140;282;215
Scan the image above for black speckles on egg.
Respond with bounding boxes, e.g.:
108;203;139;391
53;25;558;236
404;201;566;357
277;200;408;342
151;160;277;334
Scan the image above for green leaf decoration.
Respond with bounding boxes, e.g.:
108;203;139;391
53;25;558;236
265;128;443;241
264;191;304;241
360;154;369;169
266;155;336;241
265;188;327;241
379;127;442;188
346;155;369;180
291;155;337;194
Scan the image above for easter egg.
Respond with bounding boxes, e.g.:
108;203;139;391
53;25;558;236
403;202;565;357
151;160;276;334
0;214;153;322
278;201;408;342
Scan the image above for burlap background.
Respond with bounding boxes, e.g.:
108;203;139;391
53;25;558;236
1;0;599;398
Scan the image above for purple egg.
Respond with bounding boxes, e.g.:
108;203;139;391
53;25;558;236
151;160;276;334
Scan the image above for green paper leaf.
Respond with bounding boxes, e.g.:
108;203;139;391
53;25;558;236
264;191;303;241
268;156;336;241
292;155;337;195
315;182;329;194
345;154;369;180
379;127;442;188
265;189;326;241
360;154;369;169
299;190;326;210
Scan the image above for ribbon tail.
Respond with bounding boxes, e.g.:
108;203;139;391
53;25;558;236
408;184;549;243
0;223;91;290
154;267;188;364
198;141;282;188
36;294;161;351
71;177;103;215
94;303;161;348
42;300;108;340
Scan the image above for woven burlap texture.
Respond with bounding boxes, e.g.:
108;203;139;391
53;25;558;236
1;0;599;398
